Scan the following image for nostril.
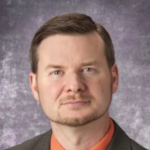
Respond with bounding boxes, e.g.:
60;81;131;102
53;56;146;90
78;89;82;92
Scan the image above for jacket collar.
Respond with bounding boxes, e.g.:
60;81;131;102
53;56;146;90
107;119;131;150
33;129;52;150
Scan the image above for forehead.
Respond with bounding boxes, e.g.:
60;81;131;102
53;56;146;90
39;31;103;46
37;32;106;67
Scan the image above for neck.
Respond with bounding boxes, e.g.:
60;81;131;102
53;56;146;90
51;112;110;150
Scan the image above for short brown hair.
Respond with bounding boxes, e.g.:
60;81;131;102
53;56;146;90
29;13;115;73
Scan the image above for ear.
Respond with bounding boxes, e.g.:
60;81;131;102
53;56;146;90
111;64;119;94
29;72;39;101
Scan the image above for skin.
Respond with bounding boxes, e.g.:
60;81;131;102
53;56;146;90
30;31;119;150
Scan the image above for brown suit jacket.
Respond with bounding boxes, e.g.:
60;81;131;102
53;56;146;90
5;120;147;150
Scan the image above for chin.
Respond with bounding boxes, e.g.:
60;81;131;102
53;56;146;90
50;110;104;127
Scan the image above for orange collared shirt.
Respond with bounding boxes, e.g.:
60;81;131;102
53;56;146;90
51;119;114;150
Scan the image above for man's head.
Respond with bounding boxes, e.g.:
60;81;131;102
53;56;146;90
29;13;115;74
29;13;118;127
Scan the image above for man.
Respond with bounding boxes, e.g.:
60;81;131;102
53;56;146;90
6;13;147;150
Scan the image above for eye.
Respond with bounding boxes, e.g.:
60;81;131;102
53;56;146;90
84;68;94;72
52;70;62;75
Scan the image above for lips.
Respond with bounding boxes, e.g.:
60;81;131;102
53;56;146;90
62;100;90;107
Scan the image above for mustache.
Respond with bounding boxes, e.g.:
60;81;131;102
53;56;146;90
59;94;94;104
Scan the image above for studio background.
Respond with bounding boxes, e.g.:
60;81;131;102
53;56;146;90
0;0;150;149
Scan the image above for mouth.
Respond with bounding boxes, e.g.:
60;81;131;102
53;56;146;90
62;100;90;107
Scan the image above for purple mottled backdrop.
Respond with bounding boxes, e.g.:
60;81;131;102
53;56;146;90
0;0;150;149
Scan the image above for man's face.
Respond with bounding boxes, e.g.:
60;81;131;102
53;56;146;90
30;32;118;127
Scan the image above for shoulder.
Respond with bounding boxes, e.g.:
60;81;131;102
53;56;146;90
5;130;52;150
130;139;147;150
108;119;147;150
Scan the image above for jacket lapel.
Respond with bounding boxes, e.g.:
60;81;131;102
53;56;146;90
33;129;52;150
107;119;131;150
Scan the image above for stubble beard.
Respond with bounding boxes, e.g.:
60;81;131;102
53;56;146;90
50;93;112;127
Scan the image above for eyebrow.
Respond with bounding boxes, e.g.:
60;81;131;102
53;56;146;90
80;61;98;66
45;61;98;70
45;64;64;70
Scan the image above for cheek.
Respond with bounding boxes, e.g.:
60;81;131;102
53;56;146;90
88;77;112;99
38;80;64;104
88;79;105;94
37;80;65;118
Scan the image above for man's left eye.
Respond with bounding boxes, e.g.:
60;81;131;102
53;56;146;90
52;70;62;75
84;68;94;72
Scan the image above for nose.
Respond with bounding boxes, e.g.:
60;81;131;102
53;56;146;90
64;73;85;94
